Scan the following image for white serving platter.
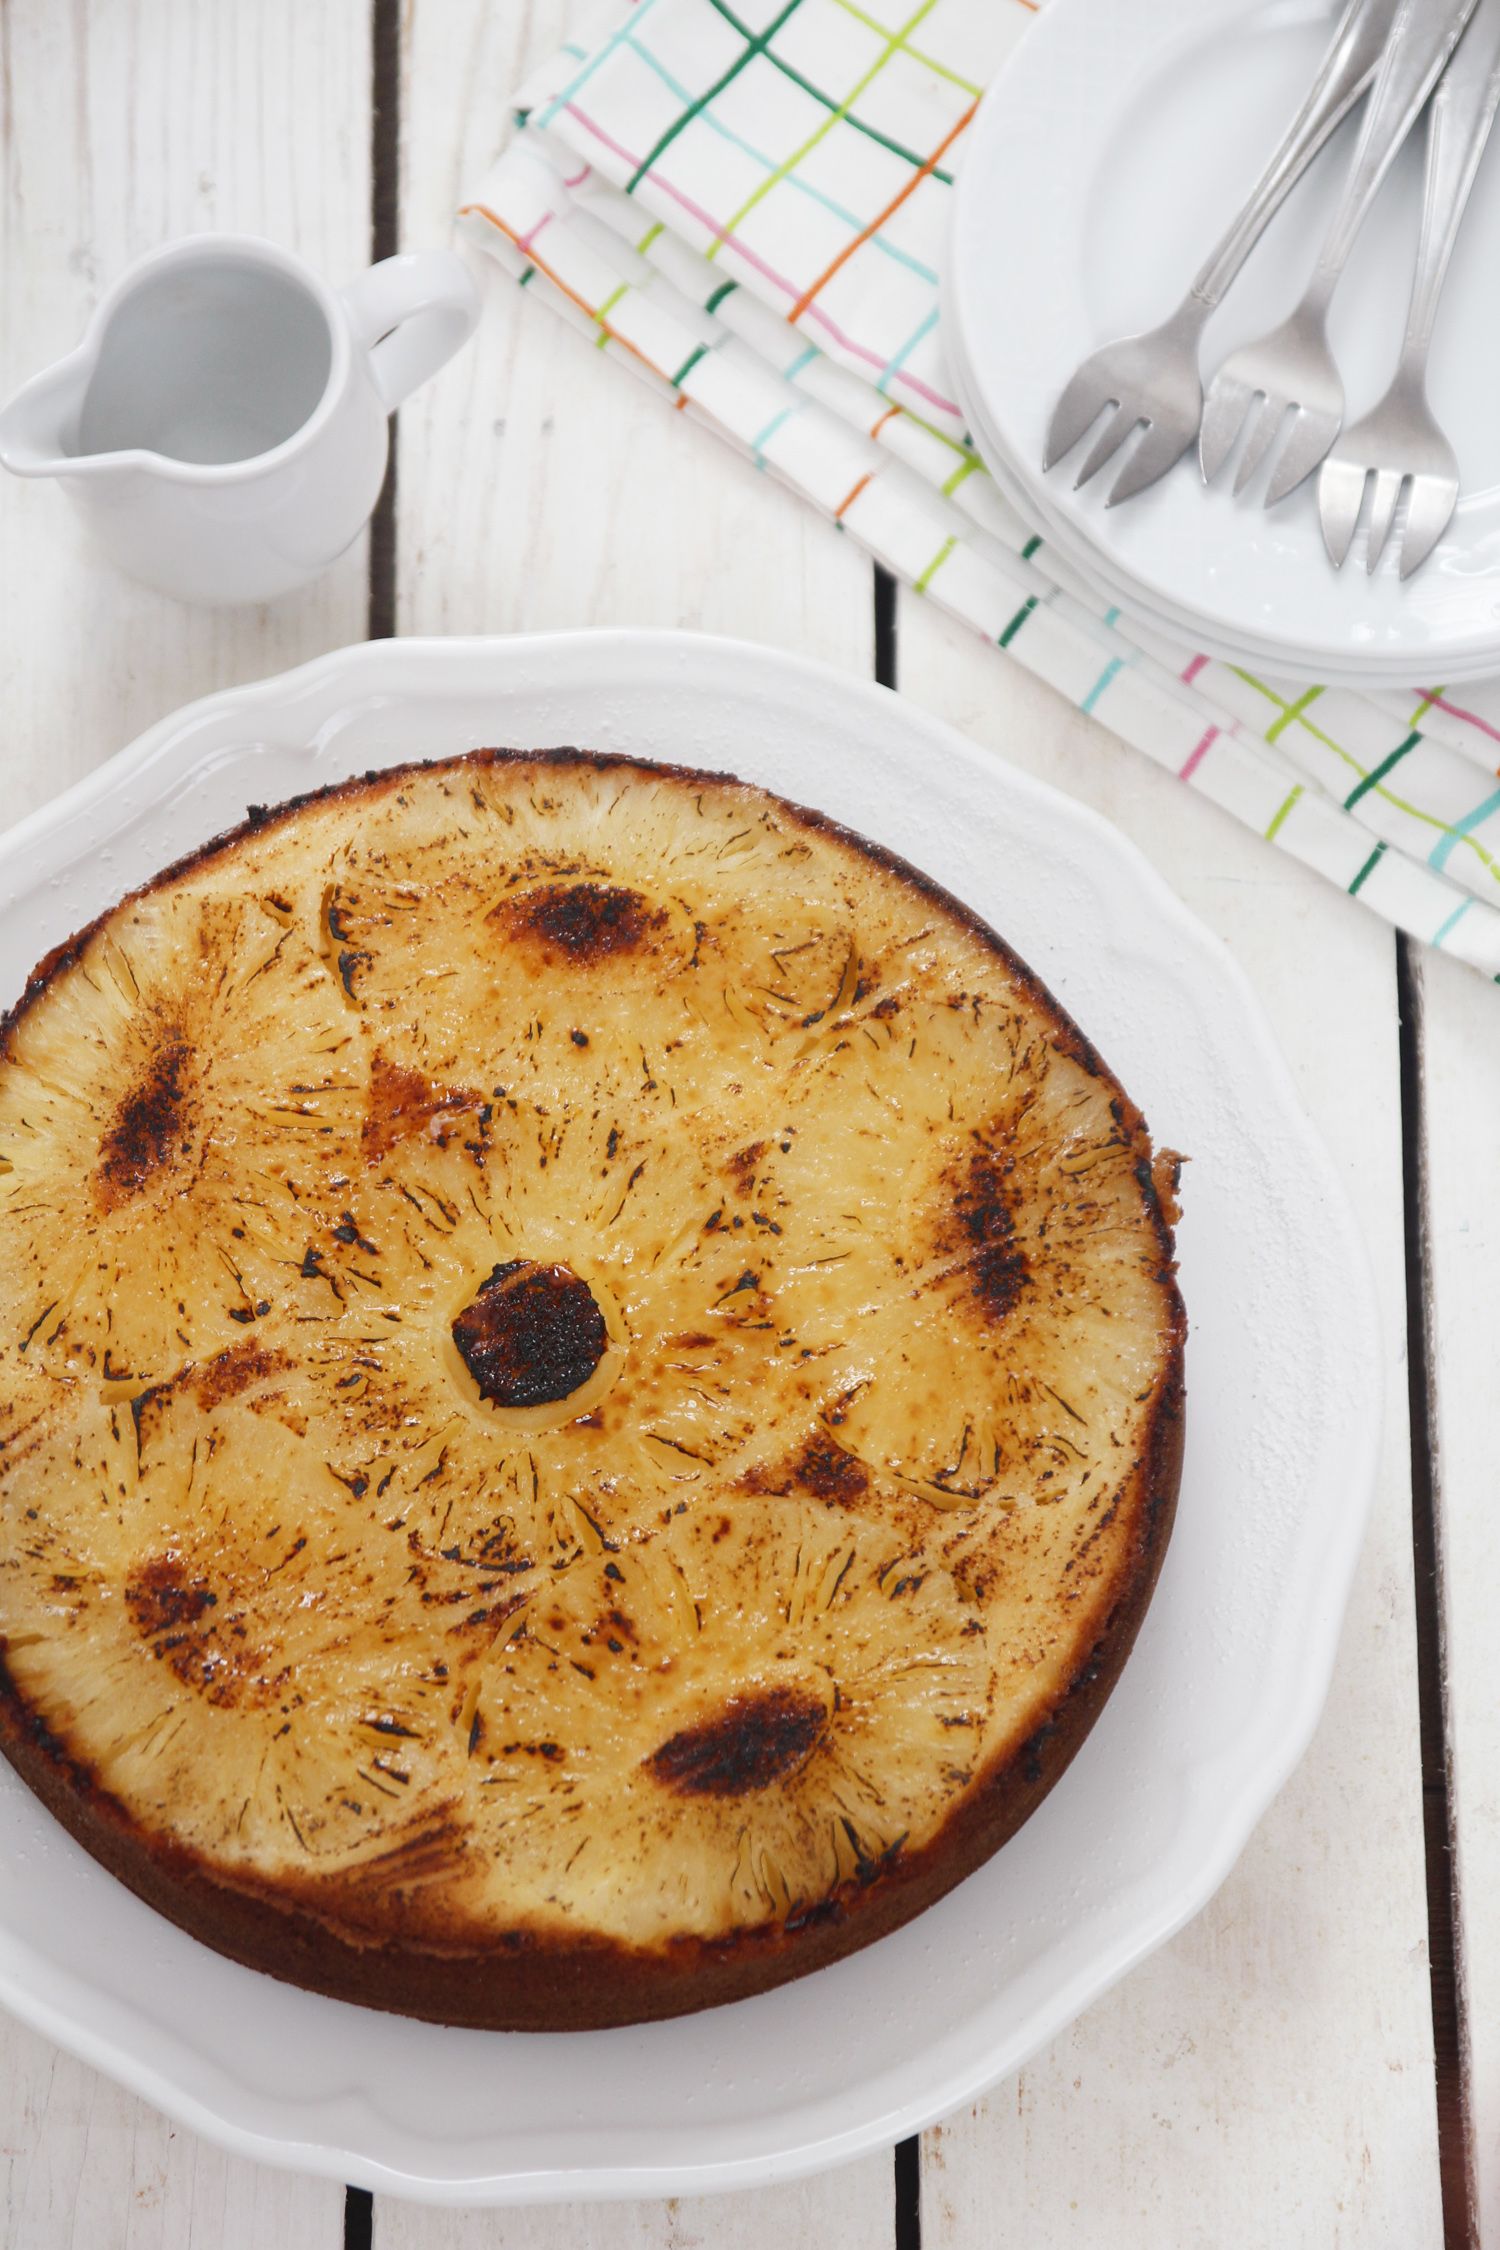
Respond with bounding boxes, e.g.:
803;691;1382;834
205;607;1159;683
0;631;1378;2204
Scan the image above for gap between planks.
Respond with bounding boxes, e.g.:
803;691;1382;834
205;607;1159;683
367;0;401;645
1397;936;1477;2250
346;2183;374;2250
877;560;921;2250
346;0;400;2237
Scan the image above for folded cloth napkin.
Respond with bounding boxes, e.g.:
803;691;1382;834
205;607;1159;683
463;0;1500;979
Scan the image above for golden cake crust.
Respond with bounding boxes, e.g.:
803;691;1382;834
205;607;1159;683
0;748;1185;2028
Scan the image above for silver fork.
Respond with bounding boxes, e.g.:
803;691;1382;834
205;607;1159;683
1043;0;1404;506
1199;0;1479;507
1319;0;1500;574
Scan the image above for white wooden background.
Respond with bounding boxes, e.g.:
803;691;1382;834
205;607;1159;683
0;3;1487;2244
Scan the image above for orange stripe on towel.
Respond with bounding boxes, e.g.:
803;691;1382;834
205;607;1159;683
834;472;873;520
788;101;978;323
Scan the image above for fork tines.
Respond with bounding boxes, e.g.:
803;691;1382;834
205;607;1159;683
1319;451;1458;576
1041;309;1207;507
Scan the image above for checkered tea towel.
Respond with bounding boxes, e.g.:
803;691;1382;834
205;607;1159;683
462;0;1500;979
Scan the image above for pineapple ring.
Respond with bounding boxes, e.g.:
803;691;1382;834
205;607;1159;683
0;750;1184;2028
455;1501;994;1946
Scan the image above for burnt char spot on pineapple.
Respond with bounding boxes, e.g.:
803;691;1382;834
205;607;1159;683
647;1687;827;1797
496;882;666;962
128;1383;166;1449
96;1037;194;1210
132;1341;292;1451
726;1140;768;1194
796;1437;870;1503
191;1339;290;1410
362;1050;479;1164
126;1556;217;1637
946;1147;1028;1323
124;1553;280;1706
323;894;372;998
743;1430;870;1506
453;1261;608;1410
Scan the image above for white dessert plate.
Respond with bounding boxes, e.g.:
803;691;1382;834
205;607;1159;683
953;343;1500;689
950;0;1500;677
952;341;1500;689
0;632;1378;2205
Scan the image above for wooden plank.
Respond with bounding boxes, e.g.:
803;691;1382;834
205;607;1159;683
384;2;882;2242
376;2163;898;2250
0;0;368;2240
0;0;372;825
897;598;1443;2250
392;0;872;663
1417;943;1499;2243
0;2014;340;2250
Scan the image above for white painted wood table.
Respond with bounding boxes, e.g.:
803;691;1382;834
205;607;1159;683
0;4;1487;2245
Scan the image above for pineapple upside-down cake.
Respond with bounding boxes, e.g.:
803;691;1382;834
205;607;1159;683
0;750;1184;2027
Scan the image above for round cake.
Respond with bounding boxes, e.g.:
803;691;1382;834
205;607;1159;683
0;749;1184;2028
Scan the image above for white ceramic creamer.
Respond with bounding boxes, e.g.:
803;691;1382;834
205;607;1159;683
0;234;479;603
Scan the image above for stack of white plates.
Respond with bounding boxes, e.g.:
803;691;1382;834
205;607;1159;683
947;0;1500;686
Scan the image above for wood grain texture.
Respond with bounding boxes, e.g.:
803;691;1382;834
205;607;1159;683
897;598;1444;2250
1418;944;1497;2244
0;2014;338;2250
0;0;365;2241
0;0;372;823
392;0;871;663
375;2163;898;2250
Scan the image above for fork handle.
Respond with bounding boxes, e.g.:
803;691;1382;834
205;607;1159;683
1400;0;1500;361
1310;0;1481;291
1190;0;1407;308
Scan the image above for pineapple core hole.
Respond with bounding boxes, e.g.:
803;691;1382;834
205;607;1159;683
452;1260;609;1411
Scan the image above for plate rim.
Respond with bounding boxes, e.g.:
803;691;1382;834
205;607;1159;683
0;629;1381;2203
